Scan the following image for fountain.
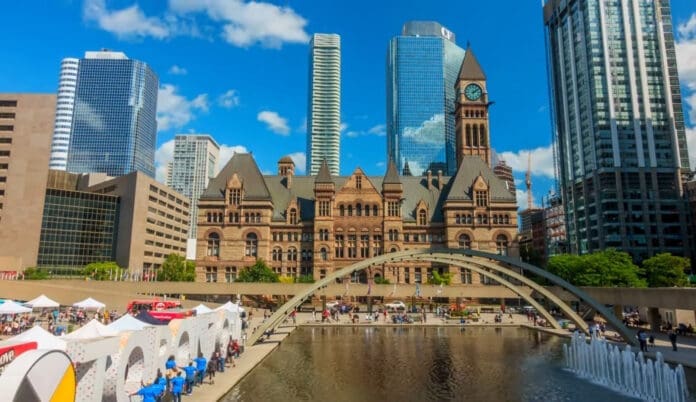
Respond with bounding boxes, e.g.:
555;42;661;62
563;331;690;402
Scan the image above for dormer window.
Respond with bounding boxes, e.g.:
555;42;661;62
356;175;362;189
289;208;298;224
475;190;488;207
229;188;241;205
418;209;427;225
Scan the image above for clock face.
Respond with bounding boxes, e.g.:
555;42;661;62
464;84;482;101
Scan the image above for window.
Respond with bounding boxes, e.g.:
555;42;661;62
475;190;488;207
319;201;330;216
404;267;410;284
388;229;399;241
504;215;510;225
373;205;379;216
288;248;298;261
458;234;471;248
460;268;472;284
388;202;399;217
347;235;357;258
319;229;329;241
205;267;218;283
496;235;509;256
289;208;297;224
229;188;241;205
245;233;258;257
418;210;427;225
356;203;362;216
335;235;344;258
225;267;237;283
229;212;239;223
320;248;328;260
415;268;422;283
0;150;10;157
0;100;17;107
339;205;345;216
356;175;362;189
347;205;353;216
272;248;283;261
207;233;220;257
360;234;370;258
0;138;11;144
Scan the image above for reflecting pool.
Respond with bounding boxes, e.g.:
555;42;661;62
224;327;694;402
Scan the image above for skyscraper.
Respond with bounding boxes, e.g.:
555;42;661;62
62;50;158;177
49;58;79;171
167;134;220;254
544;0;691;261
307;34;341;176
387;21;466;176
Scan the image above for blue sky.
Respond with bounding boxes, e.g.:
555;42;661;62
1;0;695;209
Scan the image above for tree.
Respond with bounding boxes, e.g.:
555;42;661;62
157;254;195;282
83;261;124;280
237;259;279;283
428;271;452;285
23;267;49;280
546;249;646;287
642;253;690;287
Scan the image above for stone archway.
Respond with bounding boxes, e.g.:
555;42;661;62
246;248;635;346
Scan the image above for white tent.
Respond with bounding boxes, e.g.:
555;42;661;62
193;304;213;315
24;294;60;309
107;314;152;332
0;300;32;314
72;297;106;311
64;319;118;339
0;325;66;350
214;301;245;313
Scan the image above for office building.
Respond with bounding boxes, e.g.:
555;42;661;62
0;94;56;270
493;159;516;194
544;0;690;261
543;192;567;257
49;58;79;170
387;21;466;176
166;134;220;259
62;50;158;177
307;34;341;176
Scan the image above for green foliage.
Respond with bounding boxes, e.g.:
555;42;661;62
428;271;452;285
296;274;315;283
83;261;124;280
157;254;195;282
237;259;279;283
642;253;690;287
23;267;49;280
373;276;390;285
547;249;646;287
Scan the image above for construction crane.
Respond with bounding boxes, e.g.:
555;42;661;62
526;152;533;210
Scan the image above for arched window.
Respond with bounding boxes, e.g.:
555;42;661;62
479;124;487;146
496;234;509;256
245;233;258;257
458;234;471;249
347;205;353;216
492;215;499;225
207;232;220;257
272;248;283;261
466;214;472;224
373;205;379;216
465;124;471;146
365;205;370;216
289;209;297;224
472;124;479;147
455;214;461;224
504;215;510;225
320;247;328;261
418;210;427;225
476;215;483;225
356;203;362;216
339;205;345;216
288;248;298;261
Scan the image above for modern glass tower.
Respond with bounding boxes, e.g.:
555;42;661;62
307;34;341;176
166;134;220;244
387;21;466;176
543;0;691;261
65;50;158;177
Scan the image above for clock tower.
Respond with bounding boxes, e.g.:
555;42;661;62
455;47;491;167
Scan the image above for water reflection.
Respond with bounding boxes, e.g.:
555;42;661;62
225;327;689;402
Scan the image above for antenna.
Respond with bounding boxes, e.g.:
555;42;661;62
526;152;533;210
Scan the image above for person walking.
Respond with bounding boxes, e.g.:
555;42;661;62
669;330;678;351
170;371;185;402
180;363;196;395
194;354;207;386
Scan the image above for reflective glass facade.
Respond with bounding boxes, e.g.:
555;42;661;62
66;53;158;177
387;22;465;176
38;188;119;268
544;0;690;261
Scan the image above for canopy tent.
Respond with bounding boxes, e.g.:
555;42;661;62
72;297;106;310
215;301;245;313
107;314;153;332
134;311;167;325
193;304;213;315
0;325;66;350
64;319;118;339
24;294;60;309
0;300;32;314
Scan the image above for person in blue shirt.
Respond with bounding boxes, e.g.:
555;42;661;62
194;354;207;386
180;362;197;395
170;371;185;402
129;384;161;402
154;372;167;402
165;356;176;370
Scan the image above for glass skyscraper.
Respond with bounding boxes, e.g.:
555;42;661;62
544;0;691;261
64;50;158;177
307;34;341;176
387;21;466;176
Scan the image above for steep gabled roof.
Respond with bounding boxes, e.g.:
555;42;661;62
383;160;401;185
446;156;516;202
458;47;486;81
201;153;271;200
315;160;333;184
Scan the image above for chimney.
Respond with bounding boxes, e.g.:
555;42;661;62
426;170;432;190
437;170;443;190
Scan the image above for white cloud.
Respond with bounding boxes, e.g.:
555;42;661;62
217;89;240;109
676;13;696;168
376;161;385;168
678;13;696;40
287;152;306;174
154;139;175;183
218;145;249;173
169;0;309;48
515;189;535;211
340;122;348;132
257;110;290;135
345;123;386;138
83;0;169;39
403;114;445;145
297;117;307;133
157;84;209;132
169;65;188;75
498;145;555;179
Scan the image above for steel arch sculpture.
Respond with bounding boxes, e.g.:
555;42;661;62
247;248;635;346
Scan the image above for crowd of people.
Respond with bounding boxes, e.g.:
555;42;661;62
0;307;121;338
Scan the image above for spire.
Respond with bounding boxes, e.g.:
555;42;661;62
402;161;412;176
315;159;332;183
383;159;401;184
458;46;486;81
